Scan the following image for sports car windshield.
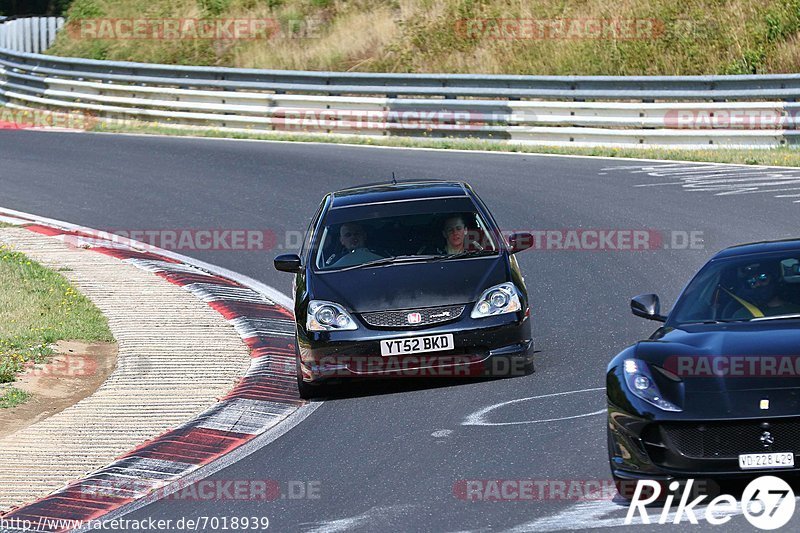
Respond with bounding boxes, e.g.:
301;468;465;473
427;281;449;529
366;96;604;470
313;199;499;271
670;252;800;324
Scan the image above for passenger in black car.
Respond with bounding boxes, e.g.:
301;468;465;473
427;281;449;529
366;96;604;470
423;214;484;255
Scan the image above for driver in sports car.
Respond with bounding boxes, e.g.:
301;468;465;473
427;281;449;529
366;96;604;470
730;262;800;318
326;222;383;267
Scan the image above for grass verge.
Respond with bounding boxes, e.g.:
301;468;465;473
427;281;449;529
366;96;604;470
94;121;800;167
49;0;800;76
0;387;31;409
0;241;114;404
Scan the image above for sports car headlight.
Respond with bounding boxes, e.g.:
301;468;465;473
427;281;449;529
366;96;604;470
623;359;681;412
307;300;358;331
471;283;522;319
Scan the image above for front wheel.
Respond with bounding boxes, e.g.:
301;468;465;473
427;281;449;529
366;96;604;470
296;358;327;400
297;375;322;400
522;356;535;375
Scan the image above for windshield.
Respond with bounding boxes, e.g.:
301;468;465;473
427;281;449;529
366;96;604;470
670;252;800;324
312;200;499;271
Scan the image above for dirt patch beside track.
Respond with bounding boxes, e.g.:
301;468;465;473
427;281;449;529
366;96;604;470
0;340;117;439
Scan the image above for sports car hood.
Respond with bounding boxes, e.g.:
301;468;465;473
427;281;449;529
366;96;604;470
636;321;800;416
308;256;508;313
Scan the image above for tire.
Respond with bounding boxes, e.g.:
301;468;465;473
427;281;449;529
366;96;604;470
523;357;535;375
296;357;327;400
297;374;320;400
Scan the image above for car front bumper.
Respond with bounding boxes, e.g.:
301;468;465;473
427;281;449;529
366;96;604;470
608;407;800;481
297;313;532;383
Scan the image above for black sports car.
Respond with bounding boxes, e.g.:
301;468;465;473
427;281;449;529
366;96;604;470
607;239;800;490
274;180;534;398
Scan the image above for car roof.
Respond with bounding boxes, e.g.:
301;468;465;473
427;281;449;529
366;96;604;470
712;238;800;260
329;180;470;209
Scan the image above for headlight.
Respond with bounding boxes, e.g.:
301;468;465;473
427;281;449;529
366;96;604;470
471;282;522;318
307;300;358;331
623;359;681;412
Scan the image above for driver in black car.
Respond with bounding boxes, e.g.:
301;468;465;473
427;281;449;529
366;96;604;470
731;262;800;318
325;222;383;267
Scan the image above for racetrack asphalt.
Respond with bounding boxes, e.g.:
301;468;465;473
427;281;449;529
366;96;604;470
2;130;799;532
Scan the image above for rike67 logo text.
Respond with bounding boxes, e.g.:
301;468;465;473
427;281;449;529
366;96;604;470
626;476;795;530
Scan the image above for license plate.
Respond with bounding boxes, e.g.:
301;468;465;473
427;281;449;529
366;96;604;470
738;452;795;470
380;334;454;356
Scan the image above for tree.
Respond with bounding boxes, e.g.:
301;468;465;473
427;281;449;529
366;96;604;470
0;0;73;16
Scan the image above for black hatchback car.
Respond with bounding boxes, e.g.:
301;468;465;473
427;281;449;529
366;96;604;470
274;181;534;398
608;239;800;490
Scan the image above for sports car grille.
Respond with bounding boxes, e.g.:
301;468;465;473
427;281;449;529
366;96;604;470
659;420;800;459
361;305;465;328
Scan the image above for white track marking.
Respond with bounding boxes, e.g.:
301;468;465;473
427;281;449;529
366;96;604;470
229;316;296;338
463;387;605;426
0;214;31;224
603;163;800;202
124;258;213;276
505;498;623;532
301;505;417;533
507;493;800;532
182;282;274;304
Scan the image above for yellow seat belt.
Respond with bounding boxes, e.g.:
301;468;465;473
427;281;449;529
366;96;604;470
720;286;764;318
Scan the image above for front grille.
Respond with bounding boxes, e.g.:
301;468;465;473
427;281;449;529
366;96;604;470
361;305;465;328
659;420;800;459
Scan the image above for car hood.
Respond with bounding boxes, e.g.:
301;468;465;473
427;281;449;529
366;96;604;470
635;322;800;410
308;256;509;313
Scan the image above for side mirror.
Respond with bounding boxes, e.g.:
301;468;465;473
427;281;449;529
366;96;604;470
507;232;534;254
631;294;667;322
274;253;301;273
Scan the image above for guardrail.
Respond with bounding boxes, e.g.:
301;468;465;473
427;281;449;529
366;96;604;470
1;16;799;148
0;16;64;53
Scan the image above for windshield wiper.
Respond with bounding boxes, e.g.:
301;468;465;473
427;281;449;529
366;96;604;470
331;254;438;272
752;313;800;322
431;249;497;262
